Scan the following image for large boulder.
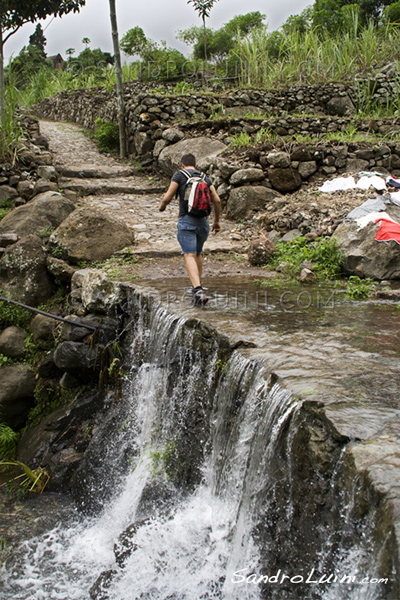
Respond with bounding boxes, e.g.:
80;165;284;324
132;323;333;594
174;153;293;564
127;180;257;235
158;137;227;176
49;208;135;264
226;186;280;221
0;364;36;429
0;235;55;305
248;237;277;266
335;221;400;280
0;191;75;237
267;167;302;193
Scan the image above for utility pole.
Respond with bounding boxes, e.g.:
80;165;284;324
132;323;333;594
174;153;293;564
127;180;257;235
109;0;127;158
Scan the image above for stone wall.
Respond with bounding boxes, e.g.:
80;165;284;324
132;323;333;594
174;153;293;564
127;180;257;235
33;74;400;159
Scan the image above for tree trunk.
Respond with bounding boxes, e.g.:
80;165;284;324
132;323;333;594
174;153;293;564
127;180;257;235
203;15;207;82
108;0;127;158
0;22;5;118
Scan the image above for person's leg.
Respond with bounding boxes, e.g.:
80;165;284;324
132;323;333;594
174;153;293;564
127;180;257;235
183;253;201;288
195;252;203;281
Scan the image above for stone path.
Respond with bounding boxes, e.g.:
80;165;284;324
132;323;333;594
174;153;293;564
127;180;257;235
39;120;247;258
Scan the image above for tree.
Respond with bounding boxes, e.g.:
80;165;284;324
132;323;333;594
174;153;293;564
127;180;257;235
382;0;400;23
0;0;86;115
187;0;219;64
82;36;90;48
120;26;149;57
121;26;187;80
177;12;265;67
108;0;126;158
312;0;393;31
29;23;46;55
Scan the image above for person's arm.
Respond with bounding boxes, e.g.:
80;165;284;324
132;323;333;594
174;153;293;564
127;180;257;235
210;185;221;233
159;181;179;212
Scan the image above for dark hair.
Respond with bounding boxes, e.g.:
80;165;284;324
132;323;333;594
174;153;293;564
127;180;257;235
181;153;196;167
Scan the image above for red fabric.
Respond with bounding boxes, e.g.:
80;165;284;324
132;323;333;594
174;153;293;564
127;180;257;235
374;217;400;245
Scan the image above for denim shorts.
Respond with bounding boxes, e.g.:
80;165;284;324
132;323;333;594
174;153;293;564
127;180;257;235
177;215;210;254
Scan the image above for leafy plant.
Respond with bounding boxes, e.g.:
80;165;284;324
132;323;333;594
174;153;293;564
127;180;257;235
94;118;120;153
344;275;376;299
269;236;343;281
0;423;19;461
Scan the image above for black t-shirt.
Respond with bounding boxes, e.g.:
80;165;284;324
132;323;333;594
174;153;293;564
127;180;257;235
171;168;213;218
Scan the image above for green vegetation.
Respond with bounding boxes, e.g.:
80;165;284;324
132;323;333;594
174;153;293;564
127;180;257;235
94;118;120;153
0;460;49;494
267;236;344;281
0;298;32;329
343;275;377;299
0;423;19;461
149;441;179;481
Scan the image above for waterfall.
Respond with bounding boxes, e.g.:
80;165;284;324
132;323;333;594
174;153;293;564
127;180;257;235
1;296;393;599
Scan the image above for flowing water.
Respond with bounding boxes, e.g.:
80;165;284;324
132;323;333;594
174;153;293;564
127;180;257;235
1;279;399;599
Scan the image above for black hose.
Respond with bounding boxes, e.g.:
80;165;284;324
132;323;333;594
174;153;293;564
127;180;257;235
0;296;97;331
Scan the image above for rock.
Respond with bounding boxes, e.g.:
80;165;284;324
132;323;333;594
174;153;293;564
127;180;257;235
89;570;117;600
281;229;302;242
46;255;77;283
376;289;400;301
0;364;36;429
298;161;317;180
326;95;355;116
0;191;75;238
161;128;184;143
346;158;369;173
290;146;312;162
0;326;27;358
49;208;135;263
37;166;57;181
268;168;302;193
53;341;104;379
158;137;227;176
0;233;18;248
30;314;56;347
133;131;153;155
114;520;148;567
226;186;280;221
335;221;400;280
267;151;291;168
33;179;58;195
229;168;265;186
37;352;61;379
266;230;281;243
17;180;35;200
71;269;124;314
215;158;238;179
248;237;277;266
0;186;18;203
152;139;168;157
0;235;55;305
300;268;317;283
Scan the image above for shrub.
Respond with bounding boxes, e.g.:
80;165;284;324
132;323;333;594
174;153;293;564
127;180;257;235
94;118;119;153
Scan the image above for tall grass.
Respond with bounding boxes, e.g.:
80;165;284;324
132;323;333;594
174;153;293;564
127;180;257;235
234;18;400;89
0;81;24;164
18;62;141;108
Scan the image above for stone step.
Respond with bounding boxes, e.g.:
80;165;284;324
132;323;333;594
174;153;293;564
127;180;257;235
60;178;165;196
57;166;135;179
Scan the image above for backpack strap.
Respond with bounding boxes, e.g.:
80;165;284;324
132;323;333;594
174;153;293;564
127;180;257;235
180;169;193;180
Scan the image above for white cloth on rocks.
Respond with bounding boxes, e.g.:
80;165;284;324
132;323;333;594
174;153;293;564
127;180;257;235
319;172;387;193
355;211;396;229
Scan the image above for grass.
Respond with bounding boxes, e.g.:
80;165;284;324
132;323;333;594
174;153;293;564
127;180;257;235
234;18;400;92
265;236;344;281
0;82;24;164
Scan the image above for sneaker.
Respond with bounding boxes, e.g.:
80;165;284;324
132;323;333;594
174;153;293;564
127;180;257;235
192;287;209;307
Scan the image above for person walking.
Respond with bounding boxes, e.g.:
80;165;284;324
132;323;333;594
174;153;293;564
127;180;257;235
159;153;221;306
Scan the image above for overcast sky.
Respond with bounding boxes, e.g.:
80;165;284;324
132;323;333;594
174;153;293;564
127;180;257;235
4;0;312;64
